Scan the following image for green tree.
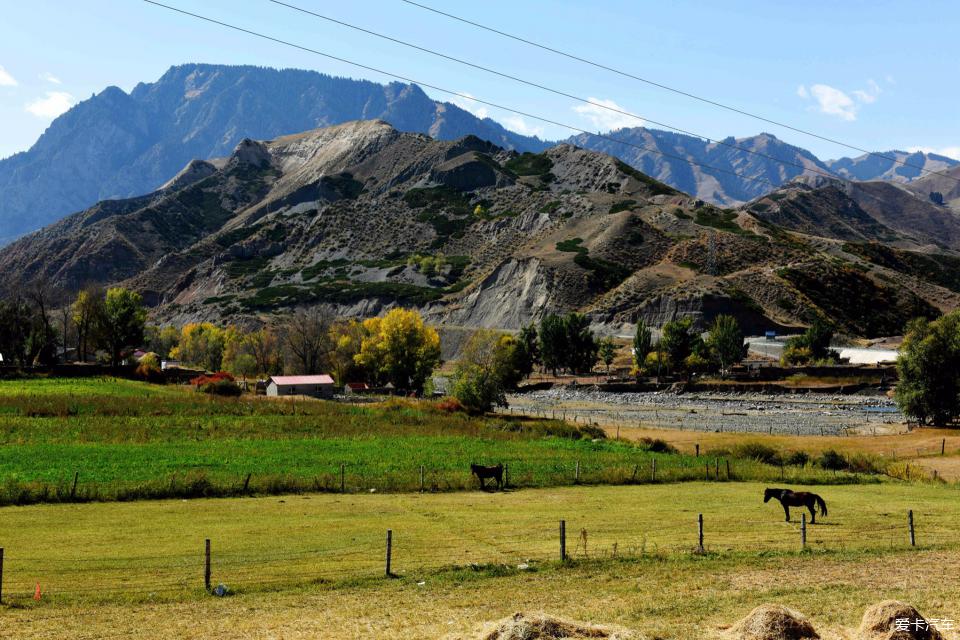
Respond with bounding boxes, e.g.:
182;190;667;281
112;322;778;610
172;323;227;371
451;329;522;414
0;295;33;366
706;314;745;374
72;287;105;362
780;318;837;366
563;312;598;374
895;313;960;425
97;288;147;367
633;319;652;367
538;314;567;376
144;324;180;360
515;323;539;379
599;337;617;373
660;317;697;374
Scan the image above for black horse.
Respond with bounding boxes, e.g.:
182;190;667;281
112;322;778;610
471;463;504;491
764;487;828;523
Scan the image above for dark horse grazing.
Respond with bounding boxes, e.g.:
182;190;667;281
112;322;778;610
471;463;504;491
764;488;828;523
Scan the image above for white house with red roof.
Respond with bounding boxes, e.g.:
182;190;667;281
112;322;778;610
266;374;335;399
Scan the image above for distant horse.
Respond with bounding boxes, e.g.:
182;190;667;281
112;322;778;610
764;487;828;524
471;463;504;491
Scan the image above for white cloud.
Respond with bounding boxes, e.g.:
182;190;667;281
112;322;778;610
25;91;76;118
796;80;880;121
0;64;17;87
500;115;544;138
573;97;642;132
908;146;960;161
450;92;489;120
39;72;62;85
885;74;896;85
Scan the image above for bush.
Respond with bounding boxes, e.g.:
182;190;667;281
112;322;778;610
199;379;242;397
817;449;847;470
785;451;810;466
435;397;465;413
732;442;782;465
190;371;236;386
638;437;677;454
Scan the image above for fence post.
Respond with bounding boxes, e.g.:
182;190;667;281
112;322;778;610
71;471;79;500
504;463;510;488
651;458;656;482
801;514;807;549
697;514;704;553
0;547;4;604
560;520;567;561
726;459;731;480
574;461;580;484
204;539;211;592
340;464;345;493
908;510;915;547
385;529;393;576
242;472;252;494
419;465;425;493
943;439;947;455
714;459;719;480
705;462;709;480
631;464;639;482
695;444;700;457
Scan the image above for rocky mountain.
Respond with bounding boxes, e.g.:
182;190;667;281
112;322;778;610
563;128;834;206
826;150;959;183
0;64;548;245
1;120;956;339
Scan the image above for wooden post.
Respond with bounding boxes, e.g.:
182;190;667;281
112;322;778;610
801;514;807;549
908;510;915;547
780;464;785;480
575;460;580;484
631;464;639;482
705;462;709;480
651;458;657;482
340;464;345;493
419;465;425;493
0;547;4;604
71;471;79;499
714;459;719;480
385;529;393;576
243;472;252;494
697;514;704;552
204;539;211;592
616;425;620;440
560;520;567;561
725;459;731;480
943;439;947;455
695;444;700;457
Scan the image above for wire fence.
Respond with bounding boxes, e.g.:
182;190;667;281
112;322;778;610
0;507;953;604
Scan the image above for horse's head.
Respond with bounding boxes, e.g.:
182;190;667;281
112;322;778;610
763;488;777;502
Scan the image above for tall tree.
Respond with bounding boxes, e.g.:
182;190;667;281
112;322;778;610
633;319;652;366
706;314;745;374
515;323;540;380
97;288;147;367
72;287;104;363
660;317;697;374
247;327;283;377
0;294;32;366
538;314;566;376
284;308;333;375
563;313;599;374
354;308;440;391
895;313;960;425
599;337;617;374
451;329;522;413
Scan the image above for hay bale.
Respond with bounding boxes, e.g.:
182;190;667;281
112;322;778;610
479;612;641;640
727;604;819;640
858;601;944;640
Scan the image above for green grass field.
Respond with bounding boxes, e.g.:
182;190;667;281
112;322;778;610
1;483;958;638
0;378;880;505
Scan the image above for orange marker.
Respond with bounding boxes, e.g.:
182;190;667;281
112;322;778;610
34;582;41;601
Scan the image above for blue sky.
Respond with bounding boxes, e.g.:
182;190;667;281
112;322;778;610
1;0;958;161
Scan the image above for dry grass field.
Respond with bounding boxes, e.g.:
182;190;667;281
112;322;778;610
1;482;958;639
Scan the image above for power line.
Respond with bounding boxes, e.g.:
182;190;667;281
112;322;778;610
400;0;960;185
266;0;845;185
140;0;784;192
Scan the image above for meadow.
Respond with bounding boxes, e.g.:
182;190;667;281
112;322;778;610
0;483;958;638
0;378;881;506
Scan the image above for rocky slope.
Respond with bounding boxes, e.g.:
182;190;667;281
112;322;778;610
0;64;548;245
826;150;959;183
1;120;956;339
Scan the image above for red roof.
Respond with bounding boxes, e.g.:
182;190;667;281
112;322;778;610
346;382;369;390
269;375;335;386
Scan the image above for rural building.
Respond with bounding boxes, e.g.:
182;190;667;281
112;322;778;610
266;375;335;398
344;382;370;395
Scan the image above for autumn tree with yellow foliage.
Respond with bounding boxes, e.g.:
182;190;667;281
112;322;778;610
354;308;440;391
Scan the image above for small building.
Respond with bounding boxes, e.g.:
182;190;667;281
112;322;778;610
266;375;335;399
344;382;370;395
161;359;182;371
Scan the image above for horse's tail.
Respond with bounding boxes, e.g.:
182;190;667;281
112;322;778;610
815;495;827;517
